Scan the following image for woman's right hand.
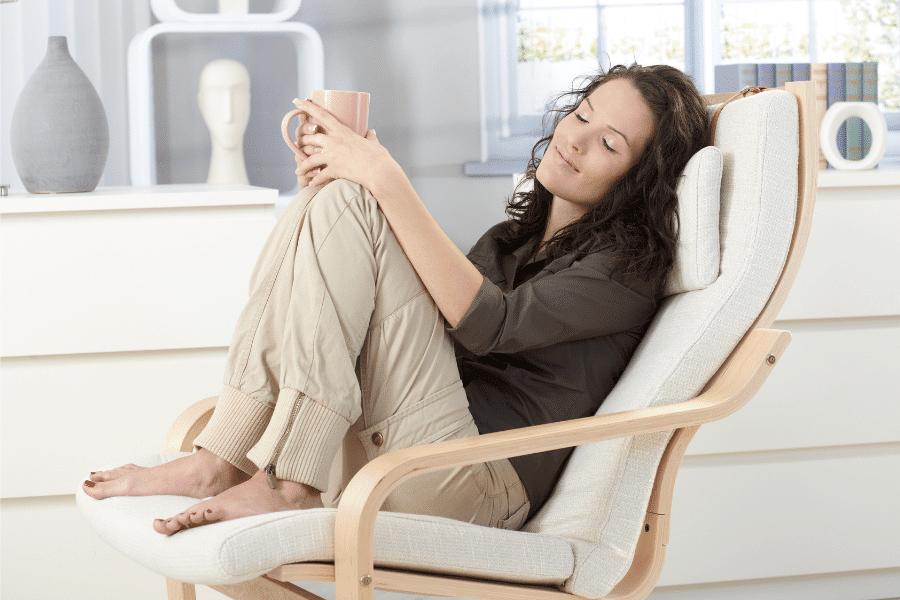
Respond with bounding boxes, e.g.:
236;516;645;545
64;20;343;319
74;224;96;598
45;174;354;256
294;119;323;188
294;121;312;188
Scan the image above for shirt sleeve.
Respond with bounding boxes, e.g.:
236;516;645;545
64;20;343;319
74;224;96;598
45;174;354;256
446;258;657;356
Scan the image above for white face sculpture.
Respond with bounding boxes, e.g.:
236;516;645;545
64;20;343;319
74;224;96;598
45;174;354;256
198;59;251;150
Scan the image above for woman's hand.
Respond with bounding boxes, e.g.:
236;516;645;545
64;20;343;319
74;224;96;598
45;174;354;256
294;99;402;193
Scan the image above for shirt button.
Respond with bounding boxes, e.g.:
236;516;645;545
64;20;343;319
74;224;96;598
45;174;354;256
371;432;384;447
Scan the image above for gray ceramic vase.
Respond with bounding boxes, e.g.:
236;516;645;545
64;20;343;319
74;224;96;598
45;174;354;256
10;36;109;193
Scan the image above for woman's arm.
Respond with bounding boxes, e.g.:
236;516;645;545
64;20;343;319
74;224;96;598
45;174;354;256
295;99;484;328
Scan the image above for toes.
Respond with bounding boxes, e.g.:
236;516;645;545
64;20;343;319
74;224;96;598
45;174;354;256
153;518;177;535
89;464;142;482
188;509;209;524
153;508;221;535
82;479;115;500
153;516;186;535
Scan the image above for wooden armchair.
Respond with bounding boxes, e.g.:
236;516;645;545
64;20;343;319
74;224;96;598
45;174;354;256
77;81;817;600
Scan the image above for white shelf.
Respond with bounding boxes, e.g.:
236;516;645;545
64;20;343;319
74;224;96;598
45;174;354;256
817;162;900;188
1;184;277;214
127;21;324;186
150;0;302;23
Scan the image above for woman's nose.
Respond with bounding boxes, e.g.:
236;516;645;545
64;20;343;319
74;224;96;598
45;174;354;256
567;130;586;153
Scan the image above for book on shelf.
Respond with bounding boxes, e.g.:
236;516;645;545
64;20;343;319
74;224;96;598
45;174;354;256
775;63;793;88
714;64;757;93
827;63;847;166
811;63;828;169
712;61;880;168
845;62;864;160
756;63;776;88
791;63;811;82
862;62;878;158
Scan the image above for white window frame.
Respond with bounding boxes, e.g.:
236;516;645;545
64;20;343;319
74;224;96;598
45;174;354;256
467;0;899;175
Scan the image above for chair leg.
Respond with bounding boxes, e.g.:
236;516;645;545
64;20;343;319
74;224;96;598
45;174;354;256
166;578;197;600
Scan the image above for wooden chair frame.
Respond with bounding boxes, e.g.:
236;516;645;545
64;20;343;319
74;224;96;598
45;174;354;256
162;81;818;600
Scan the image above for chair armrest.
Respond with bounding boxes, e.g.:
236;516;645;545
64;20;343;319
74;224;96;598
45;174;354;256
162;395;218;453
331;327;791;600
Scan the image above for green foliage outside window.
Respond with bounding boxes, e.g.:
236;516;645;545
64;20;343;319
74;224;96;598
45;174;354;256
824;0;898;109
721;22;809;61
518;26;597;62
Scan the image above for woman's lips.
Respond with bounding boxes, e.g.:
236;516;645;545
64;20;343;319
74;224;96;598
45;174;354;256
556;147;579;173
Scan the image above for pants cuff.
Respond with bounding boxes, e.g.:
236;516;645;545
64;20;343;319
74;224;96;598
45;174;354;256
246;388;350;493
192;385;273;475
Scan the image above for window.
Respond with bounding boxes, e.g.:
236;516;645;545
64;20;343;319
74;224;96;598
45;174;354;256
467;0;899;174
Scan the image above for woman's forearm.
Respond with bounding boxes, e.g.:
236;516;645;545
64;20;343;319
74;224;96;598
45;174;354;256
367;165;484;329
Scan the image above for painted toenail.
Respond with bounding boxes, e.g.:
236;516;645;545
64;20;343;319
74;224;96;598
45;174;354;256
90;471;97;475
84;480;95;487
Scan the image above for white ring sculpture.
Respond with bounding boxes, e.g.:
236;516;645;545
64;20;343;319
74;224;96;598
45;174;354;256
820;101;887;170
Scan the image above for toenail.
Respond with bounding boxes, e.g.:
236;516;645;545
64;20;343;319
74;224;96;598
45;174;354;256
84;480;95;487
90;471;97;475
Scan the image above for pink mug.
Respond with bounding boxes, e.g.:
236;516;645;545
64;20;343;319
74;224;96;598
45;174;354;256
282;90;370;158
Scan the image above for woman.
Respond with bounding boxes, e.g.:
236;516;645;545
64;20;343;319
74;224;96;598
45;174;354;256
83;64;709;536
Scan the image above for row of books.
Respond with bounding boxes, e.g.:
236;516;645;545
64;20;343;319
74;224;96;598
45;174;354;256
714;62;879;166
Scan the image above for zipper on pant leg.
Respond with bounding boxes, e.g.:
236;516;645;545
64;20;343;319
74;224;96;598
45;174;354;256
265;392;305;489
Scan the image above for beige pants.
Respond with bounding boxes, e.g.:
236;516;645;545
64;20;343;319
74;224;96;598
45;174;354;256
193;179;530;530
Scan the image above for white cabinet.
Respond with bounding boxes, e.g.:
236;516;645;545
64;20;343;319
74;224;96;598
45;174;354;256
1;184;277;498
658;166;900;590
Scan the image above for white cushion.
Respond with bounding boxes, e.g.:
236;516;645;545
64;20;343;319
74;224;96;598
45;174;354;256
664;146;723;296
76;453;574;586
523;89;798;598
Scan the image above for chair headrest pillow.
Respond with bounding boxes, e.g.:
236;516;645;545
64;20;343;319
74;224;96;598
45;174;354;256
664;145;724;297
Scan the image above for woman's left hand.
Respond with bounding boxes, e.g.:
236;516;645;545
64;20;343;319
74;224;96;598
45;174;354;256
295;99;400;192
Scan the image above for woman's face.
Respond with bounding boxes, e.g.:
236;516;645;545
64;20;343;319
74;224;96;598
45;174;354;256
535;78;656;211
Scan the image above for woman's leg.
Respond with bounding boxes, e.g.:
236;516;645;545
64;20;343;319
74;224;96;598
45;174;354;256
91;179;528;532
84;180;351;502
81;183;337;501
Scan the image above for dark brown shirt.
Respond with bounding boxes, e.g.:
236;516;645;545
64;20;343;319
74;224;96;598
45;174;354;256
446;221;658;516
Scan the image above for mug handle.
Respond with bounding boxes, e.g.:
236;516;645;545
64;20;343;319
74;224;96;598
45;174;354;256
281;108;305;157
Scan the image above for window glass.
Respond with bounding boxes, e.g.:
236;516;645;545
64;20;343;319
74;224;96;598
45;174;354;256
604;3;685;71
717;0;898;110
517;6;599;115
814;0;898;110
516;1;685;116
719;1;810;61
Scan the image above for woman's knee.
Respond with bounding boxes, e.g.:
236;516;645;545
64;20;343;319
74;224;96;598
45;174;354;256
310;179;376;215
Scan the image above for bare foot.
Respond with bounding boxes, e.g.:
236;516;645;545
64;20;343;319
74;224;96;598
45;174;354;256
153;468;324;535
82;448;250;500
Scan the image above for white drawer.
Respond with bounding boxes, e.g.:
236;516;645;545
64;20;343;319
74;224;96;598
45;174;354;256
660;448;900;585
779;190;900;320
689;318;900;455
2;200;276;357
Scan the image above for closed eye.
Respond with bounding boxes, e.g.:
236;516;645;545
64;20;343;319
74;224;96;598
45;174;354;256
575;111;615;152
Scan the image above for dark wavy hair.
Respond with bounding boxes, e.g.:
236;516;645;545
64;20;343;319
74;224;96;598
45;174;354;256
500;64;709;293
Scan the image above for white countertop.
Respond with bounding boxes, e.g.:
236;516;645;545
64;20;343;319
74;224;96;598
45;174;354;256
817;162;900;188
0;184;278;214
